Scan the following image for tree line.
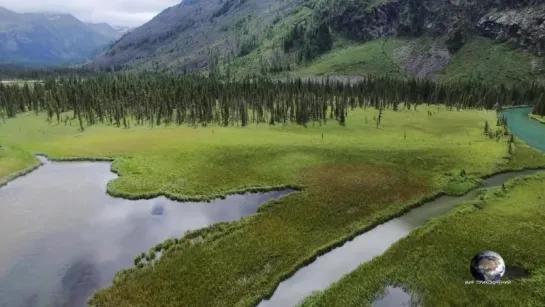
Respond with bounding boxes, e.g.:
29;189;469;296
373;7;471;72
0;64;102;80
0;74;543;130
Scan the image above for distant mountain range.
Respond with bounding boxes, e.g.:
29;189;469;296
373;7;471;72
0;7;133;65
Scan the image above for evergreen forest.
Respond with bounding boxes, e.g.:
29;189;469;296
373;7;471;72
2;75;545;131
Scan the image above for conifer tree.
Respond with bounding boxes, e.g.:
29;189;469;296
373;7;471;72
377;104;383;128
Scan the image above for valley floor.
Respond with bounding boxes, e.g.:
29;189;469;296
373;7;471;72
1;106;545;306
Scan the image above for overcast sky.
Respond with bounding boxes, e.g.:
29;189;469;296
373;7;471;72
0;0;180;27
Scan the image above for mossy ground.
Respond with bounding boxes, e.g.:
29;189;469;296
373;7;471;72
299;169;545;307
1;106;544;306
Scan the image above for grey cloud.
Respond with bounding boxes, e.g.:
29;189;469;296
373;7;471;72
0;0;180;26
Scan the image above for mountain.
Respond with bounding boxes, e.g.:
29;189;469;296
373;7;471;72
86;23;134;40
0;7;114;65
92;0;545;83
91;0;300;71
86;23;122;40
112;25;134;36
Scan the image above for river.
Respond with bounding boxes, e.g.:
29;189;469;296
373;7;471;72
0;156;292;307
501;107;545;152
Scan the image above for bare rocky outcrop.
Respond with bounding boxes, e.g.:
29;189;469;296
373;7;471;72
478;6;545;56
393;41;451;79
322;0;545;53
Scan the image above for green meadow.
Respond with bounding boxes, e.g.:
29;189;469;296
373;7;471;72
1;105;545;306
0;145;40;187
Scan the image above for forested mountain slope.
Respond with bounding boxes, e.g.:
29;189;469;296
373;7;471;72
93;0;545;82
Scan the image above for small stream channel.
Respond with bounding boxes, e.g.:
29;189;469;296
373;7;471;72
0;156;293;307
257;169;542;307
259;107;545;307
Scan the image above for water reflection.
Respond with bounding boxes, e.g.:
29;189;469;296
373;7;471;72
0;157;293;307
372;286;416;307
59;258;101;307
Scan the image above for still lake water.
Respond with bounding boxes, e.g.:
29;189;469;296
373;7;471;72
0;156;292;307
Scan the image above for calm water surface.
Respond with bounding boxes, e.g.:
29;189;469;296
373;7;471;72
0;156;292;307
502;107;545;152
372;287;415;307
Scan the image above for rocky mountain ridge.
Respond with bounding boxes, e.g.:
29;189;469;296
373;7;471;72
478;5;545;56
92;0;545;78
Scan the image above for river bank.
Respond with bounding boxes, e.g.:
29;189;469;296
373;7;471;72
297;107;545;307
529;113;545;124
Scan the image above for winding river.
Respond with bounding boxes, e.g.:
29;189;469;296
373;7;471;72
0;107;543;307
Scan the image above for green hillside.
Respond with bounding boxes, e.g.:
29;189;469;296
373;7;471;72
437;37;545;84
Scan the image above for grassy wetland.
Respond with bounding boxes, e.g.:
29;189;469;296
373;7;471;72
299;167;545;307
1;75;545;306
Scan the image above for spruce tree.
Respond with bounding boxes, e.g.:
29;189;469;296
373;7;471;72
377;105;383;128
